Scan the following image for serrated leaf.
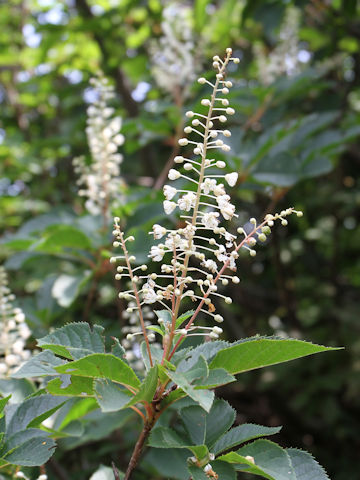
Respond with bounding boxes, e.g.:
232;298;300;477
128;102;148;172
38;323;106;360
218;451;274;479
3;430;56;466
6;395;67;436
166;357;214;412
177;341;230;372
287;448;330;480
195;368;235;388
55;354;140;390
212;424;282;455
232;439;296;480
209;338;340;375
47;375;94;397
205;399;236;447
148;427;208;459
94;380;131;412
12;350;66;378
141;342;164;371
111;338;126;359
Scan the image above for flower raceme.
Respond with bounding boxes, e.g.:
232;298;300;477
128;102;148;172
73;75;124;218
111;48;302;363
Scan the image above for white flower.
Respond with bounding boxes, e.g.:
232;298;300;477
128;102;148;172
152;224;167;239
213;183;226;196
150;246;165;262
142;279;157;304
202;212;220;230
168;169;181;180
178;192;196;211
165;234;188;251
201;178;217;195
217;195;235;220
163;185;177;200
215;245;228;263
201;259;218;273
163;200;177;214
225;172;238;187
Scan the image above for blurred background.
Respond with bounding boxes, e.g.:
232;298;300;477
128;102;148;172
0;0;359;479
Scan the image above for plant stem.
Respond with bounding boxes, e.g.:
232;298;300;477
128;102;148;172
123;414;157;480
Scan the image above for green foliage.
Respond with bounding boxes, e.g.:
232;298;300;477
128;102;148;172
0;395;66;466
209;337;340;374
1;0;357;477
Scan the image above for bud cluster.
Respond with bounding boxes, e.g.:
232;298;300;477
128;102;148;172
112;49;302;363
73;75;124;216
0;266;31;377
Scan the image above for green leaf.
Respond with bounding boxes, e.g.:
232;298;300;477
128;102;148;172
94;380;131;412
47;375;94;397
166;356;214;412
0;396;11;416
175;310;195;329
187;465;209;480
286;448;330;480
6;395;67;436
180;398;235;448
51;272;92;307
204;399;236;447
12;350;66;378
55;354;140;390
213;424;282;455
226;439;296;480
38;323;106;360
0;379;35;404
148;427;208;459
34;225;92;252
195;368;235;388
209;338;340;375
211;460;236;480
126;365;158;406
3;430;56;466
176;341;230;371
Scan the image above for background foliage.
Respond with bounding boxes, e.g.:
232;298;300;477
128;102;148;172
0;0;359;479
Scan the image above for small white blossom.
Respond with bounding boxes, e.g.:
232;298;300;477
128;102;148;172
178;192;196;211
225;172;238;187
201;259;218;273
202;212;220;230
163;200;177;214
150;246;165;262
201;178;217;195
152;224;167;239
163;185;177;200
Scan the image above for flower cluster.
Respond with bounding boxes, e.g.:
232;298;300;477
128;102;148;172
149;2;201;97
0;266;31;377
73;75;124;217
112;49;302;364
121;302;156;371
255;6;302;85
